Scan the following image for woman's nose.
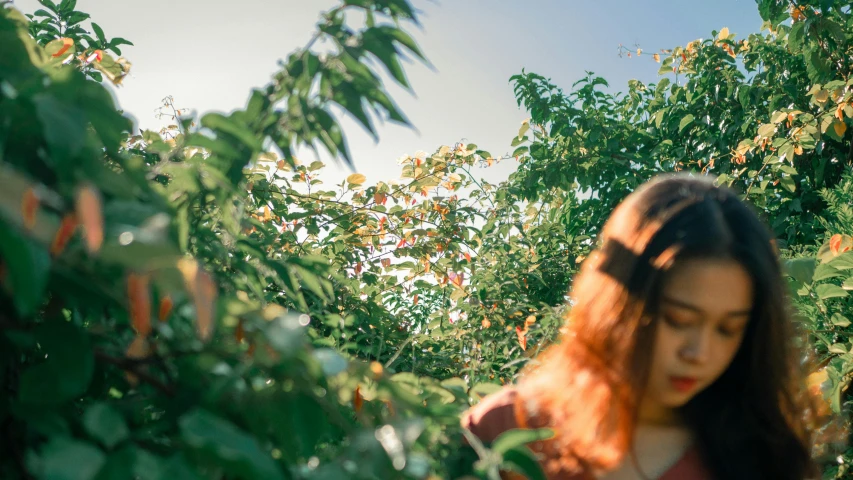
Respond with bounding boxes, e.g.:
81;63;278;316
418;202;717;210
678;326;712;364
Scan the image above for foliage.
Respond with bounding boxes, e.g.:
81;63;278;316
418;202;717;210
0;0;851;479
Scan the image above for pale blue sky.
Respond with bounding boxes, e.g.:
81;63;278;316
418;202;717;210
12;0;762;186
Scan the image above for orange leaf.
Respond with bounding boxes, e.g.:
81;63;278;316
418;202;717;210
413;294;419;305
464;252;472;262
516;326;527;351
50;214;78;257
525;315;536;327
21;187;39;231
355;262;362;274
128;273;152;336
235;319;245;343
124;334;150;386
177;258;218;342
75;184;103;254
482;318;491;328
158;296;173;322
830;234;843;255
836;105;845;121
354;386;364;412
51;38;74;57
194;270;217;342
834;121;847;137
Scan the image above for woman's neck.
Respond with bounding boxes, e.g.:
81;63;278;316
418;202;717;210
636;399;684;427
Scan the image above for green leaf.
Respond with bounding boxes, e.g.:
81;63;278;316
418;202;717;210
678;114;694;133
501;447;548;480
58;0;77;14
201;113;262;152
813;263;841;282
91;21;105;43
816;284;848;300
109;37;134;47
653;108;667;129
779;175;796;193
30;437;105;480
363;30;410;89
378;25;426;61
828;252;853;270
831;313;851;328
785;257;816;284
83;403;130;449
179;409;285;480
0;226;51;317
33;93;88;168
469;382;501;400
154;454;203;480
66;11;90;26
490;428;554;455
18;320;94;405
787;21;805;53
757;123;776;137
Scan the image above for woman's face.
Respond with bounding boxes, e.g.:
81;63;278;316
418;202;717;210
640;258;754;424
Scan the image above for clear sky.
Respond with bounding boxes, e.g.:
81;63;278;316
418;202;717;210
11;0;762;186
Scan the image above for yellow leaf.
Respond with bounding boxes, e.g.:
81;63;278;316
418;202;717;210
653;53;661;63
637;48;642;55
347;173;367;185
718;27;730;40
834;121;847;137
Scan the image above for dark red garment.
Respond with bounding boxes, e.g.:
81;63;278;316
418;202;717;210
460;387;715;480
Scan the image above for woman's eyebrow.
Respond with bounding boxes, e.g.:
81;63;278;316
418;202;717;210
661;296;751;317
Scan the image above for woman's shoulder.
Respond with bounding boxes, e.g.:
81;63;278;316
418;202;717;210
460;385;525;444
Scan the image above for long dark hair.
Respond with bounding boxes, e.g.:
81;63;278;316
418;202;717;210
516;174;817;479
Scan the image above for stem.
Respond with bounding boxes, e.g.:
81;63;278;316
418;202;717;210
94;350;176;396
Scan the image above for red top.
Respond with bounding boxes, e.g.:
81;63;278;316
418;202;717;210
460;387;715;480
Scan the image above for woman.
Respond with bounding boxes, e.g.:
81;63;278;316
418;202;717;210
461;174;818;479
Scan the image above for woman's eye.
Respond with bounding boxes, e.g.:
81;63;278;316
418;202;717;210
663;315;692;328
717;326;744;337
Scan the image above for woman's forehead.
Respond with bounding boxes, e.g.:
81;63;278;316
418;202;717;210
660;258;754;315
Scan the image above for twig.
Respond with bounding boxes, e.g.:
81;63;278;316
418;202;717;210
94;350;176;396
384;336;415;369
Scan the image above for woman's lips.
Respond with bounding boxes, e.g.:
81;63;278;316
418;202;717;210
669;376;698;393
